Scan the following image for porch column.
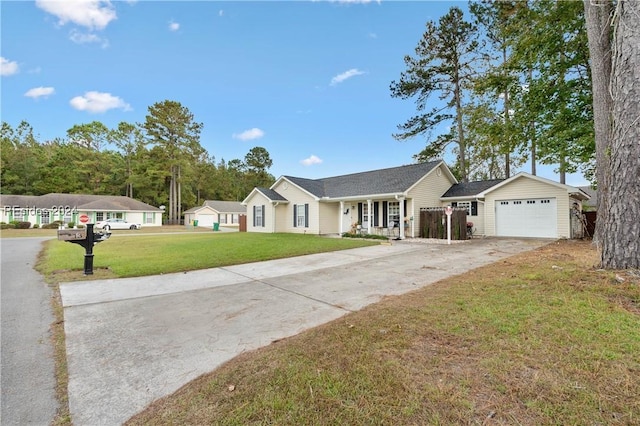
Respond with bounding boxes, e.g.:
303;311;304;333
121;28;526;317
367;199;372;233
398;196;405;239
339;201;345;234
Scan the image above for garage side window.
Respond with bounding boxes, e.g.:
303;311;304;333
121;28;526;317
452;201;478;216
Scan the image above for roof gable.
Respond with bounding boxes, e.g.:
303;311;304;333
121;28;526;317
242;187;288;205
279;161;444;199
479;172;589;200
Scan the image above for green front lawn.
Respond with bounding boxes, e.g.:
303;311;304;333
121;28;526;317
37;232;379;280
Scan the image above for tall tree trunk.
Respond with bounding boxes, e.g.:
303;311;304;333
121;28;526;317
583;0;613;247
601;1;640;268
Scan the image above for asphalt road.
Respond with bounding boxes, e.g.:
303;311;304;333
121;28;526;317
1;237;58;425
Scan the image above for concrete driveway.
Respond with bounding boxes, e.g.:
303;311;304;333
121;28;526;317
60;237;550;425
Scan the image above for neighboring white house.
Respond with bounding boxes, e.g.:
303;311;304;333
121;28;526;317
184;200;246;228
0;193;163;227
243;162;590;240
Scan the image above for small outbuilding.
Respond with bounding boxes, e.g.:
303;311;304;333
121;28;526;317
184;200;246;228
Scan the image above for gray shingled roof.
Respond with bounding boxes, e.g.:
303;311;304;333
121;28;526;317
0;193;162;211
441;179;504;198
256;187;288;202
202;200;247;213
284;161;442;198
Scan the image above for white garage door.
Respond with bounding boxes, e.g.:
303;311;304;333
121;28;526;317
495;198;557;238
196;214;215;227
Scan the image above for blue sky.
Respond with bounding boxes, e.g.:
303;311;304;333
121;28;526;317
1;0;588;186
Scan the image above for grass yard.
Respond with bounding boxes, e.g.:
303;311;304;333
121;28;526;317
37;232;379;281
126;240;640;425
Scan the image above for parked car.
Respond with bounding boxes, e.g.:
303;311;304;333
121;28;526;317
95;218;141;230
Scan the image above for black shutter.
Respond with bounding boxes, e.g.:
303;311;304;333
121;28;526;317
382;201;388;227
451;202;457;207
358;202;363;224
253;205;256;226
374;202;379;226
262;205;265;227
471;201;478;216
293;205;297;227
403;199;407;220
305;204;309;228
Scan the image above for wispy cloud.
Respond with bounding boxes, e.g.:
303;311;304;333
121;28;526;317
233;128;265;141
35;0;117;31
301;155;323;166
69;91;131;113
218;10;224;17
169;21;180;32
330;68;365;86
69;29;109;47
24;86;55;99
0;57;19;76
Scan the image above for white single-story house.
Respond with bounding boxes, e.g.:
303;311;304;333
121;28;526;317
184;200;246;228
242;161;590;239
0;193;163;227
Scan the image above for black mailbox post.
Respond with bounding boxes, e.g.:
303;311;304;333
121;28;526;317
57;224;110;275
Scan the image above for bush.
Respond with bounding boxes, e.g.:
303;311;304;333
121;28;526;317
32;223;39;229
0;222;15;229
42;221;64;229
14;221;32;229
67;222;75;229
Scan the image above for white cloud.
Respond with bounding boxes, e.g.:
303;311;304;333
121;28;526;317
69;91;131;113
218;10;224;17
330;68;365;86
232;128;265;141
24;86;55;99
169;21;180;32
69;29;109;47
301;155;323;166
35;0;117;31
1;57;19;76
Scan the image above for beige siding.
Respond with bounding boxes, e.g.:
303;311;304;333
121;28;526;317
319;202;340;234
272;181;319;234
407;163;457;237
245;192;274;233
484;177;571;238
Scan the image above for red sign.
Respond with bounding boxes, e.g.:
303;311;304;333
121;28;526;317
79;214;90;224
445;206;453;216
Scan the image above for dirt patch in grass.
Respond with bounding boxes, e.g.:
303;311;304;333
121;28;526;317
126;240;640;425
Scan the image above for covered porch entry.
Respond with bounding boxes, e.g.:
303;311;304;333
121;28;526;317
338;197;411;238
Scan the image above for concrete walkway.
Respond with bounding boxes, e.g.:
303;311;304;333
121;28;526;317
60;237;549;425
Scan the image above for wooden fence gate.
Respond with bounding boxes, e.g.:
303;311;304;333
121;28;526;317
419;207;468;240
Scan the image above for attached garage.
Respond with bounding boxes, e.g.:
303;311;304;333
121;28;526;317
495;198;557;238
479;173;590;239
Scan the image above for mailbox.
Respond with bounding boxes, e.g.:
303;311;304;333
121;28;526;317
57;223;110;275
